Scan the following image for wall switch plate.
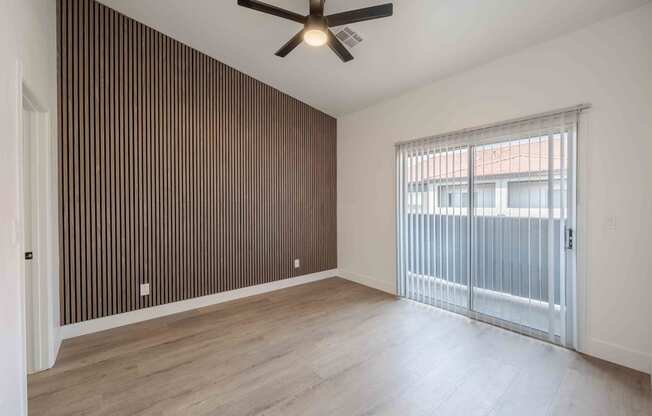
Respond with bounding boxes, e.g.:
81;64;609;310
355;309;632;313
294;259;300;269
140;283;150;296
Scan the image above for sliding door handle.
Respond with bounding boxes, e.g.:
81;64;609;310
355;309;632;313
564;228;574;250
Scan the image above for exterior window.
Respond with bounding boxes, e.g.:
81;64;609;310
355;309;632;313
407;183;433;213
508;180;561;209
438;183;495;208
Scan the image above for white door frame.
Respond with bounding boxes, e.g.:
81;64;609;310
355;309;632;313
16;61;59;385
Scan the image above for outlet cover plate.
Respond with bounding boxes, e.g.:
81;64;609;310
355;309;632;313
140;283;150;296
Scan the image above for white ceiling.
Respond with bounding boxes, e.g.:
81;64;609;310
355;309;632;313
98;0;649;116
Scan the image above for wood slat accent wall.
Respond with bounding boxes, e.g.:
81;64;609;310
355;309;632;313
57;0;337;325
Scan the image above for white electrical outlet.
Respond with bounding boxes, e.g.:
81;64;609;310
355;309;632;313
294;259;300;269
140;283;150;296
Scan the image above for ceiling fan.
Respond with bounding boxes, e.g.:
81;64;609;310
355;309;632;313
237;0;393;62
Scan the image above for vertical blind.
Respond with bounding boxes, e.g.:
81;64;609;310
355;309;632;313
396;107;583;347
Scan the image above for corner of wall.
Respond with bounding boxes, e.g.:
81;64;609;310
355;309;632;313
338;269;396;295
49;326;62;369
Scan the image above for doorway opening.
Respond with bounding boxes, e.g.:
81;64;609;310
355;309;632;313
20;84;57;375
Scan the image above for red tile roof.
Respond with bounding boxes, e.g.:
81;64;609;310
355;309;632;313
408;138;563;181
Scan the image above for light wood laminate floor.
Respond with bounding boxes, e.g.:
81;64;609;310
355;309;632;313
29;278;651;416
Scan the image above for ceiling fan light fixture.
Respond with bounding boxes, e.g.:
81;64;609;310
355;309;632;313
304;29;328;47
238;0;394;62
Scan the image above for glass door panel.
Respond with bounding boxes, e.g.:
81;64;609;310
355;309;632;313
400;144;469;311
470;132;573;341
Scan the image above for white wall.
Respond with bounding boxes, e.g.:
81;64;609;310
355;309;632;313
338;4;652;373
0;0;58;414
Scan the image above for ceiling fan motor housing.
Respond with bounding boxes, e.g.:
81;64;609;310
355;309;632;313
306;14;327;31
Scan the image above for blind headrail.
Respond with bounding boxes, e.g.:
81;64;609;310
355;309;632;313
394;103;591;147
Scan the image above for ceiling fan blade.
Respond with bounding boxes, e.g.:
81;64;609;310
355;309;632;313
309;0;325;15
326;29;353;63
275;30;306;57
326;3;393;27
237;0;306;24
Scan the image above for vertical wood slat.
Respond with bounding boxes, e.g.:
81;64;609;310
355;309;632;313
57;0;337;325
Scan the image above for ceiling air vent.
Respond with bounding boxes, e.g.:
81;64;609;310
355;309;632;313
334;27;363;49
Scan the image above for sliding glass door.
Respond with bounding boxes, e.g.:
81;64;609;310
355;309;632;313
396;110;579;347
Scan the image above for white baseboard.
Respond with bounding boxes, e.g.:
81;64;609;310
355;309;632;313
60;269;338;340
58;267;651;379
339;269;396;295
584;337;652;375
